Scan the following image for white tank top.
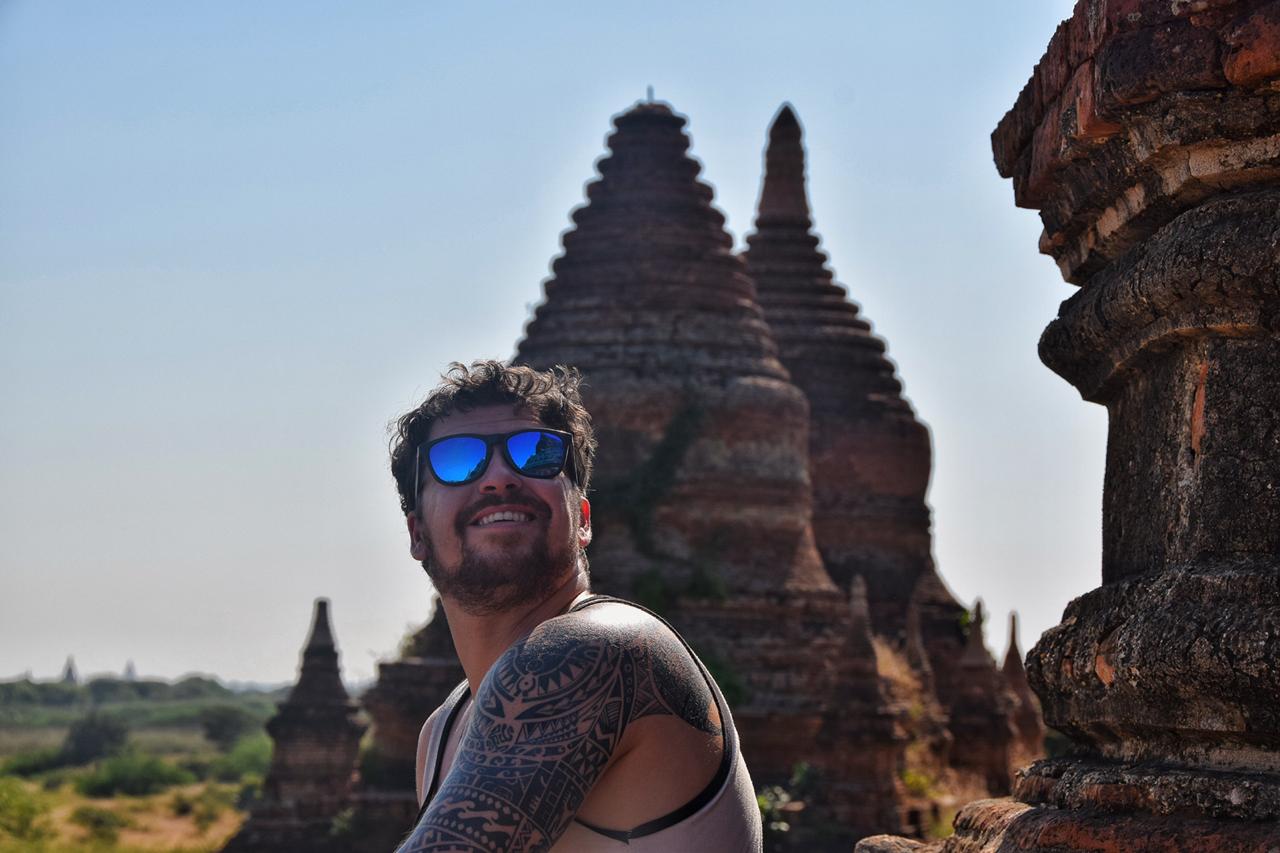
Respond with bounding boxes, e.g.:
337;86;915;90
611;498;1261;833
416;596;763;853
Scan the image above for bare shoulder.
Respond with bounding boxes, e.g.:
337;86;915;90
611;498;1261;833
507;600;723;738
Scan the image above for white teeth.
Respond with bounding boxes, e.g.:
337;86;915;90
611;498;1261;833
475;510;533;526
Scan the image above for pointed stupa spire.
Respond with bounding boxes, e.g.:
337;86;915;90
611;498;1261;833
960;599;994;668
305;599;335;652
999;611;1045;765
742;104;966;656
286;598;349;705
60;655;78;685
1002;612;1028;686
756;104;811;226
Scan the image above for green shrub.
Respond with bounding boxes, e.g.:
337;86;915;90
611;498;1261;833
200;704;259;750
193;785;234;833
208;733;271;782
236;773;262;810
170;676;231;701
900;767;935;797
61;711;129;765
0;680;41;706
86;678;140;705
170;790;196;817
177;753;215;781
69;804;131;844
1;747;64;778
76;753;195;797
0;778;52;842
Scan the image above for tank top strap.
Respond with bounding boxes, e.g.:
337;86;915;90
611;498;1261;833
414;679;470;825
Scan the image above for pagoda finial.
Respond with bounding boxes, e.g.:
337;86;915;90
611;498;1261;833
1002;611;1028;683
960;599;993;667
305;598;336;653
756;102;811;224
1004;612;1020;661
60;655;78;685
286;598;348;705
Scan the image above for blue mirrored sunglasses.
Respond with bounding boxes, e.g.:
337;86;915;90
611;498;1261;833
414;429;574;499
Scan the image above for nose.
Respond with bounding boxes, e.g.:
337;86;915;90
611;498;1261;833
476;450;522;493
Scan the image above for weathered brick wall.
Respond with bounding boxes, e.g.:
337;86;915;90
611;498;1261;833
862;2;1280;849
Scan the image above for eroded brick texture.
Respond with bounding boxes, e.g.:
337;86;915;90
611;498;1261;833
861;1;1280;849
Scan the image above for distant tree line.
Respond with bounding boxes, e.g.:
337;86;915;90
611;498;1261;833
0;676;249;707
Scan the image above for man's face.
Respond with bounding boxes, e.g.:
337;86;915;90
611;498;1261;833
406;404;592;614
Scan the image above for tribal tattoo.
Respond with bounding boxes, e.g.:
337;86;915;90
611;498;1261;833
397;610;722;853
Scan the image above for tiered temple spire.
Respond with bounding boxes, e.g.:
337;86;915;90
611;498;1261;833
225;599;365;853
741;105;965;666
1001;612;1044;769
945;601;1016;795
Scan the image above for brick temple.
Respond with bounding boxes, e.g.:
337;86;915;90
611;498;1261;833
230;100;1044;851
225;599;365;852
860;0;1280;850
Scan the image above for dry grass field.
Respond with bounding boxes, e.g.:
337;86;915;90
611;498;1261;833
0;777;245;852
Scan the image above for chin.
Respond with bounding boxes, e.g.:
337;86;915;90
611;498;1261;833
426;540;576;615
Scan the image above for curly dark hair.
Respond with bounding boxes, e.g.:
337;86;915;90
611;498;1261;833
390;360;597;515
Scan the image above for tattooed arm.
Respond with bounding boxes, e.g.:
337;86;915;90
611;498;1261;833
397;606;722;853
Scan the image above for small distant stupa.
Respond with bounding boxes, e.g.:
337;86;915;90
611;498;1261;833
224;599;365;853
123;660;137;682
936;600;1016;795
60;656;78;685
1001;613;1044;769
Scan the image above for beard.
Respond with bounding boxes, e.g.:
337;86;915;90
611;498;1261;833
421;496;579;615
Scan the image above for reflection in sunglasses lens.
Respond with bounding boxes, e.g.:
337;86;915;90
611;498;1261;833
429;436;488;484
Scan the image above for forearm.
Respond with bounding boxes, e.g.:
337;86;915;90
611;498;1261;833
398;784;557;853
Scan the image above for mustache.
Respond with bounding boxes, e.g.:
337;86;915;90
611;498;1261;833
454;493;549;532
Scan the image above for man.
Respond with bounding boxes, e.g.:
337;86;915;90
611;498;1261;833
389;361;763;852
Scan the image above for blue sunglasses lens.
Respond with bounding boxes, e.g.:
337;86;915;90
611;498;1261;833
428;436;489;484
507;431;568;478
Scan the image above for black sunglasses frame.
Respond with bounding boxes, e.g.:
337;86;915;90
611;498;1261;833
413;428;576;505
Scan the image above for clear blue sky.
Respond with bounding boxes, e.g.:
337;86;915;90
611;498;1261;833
0;1;1096;684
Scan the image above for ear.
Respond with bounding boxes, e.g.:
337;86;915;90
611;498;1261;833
407;513;429;562
577;497;592;549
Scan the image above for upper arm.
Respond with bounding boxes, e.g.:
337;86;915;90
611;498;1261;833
396;608;721;853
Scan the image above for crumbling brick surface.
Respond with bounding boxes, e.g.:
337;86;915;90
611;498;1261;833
877;1;1280;850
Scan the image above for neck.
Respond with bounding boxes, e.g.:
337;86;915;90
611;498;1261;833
439;567;591;694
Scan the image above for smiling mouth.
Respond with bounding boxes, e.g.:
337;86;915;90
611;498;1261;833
472;510;535;527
